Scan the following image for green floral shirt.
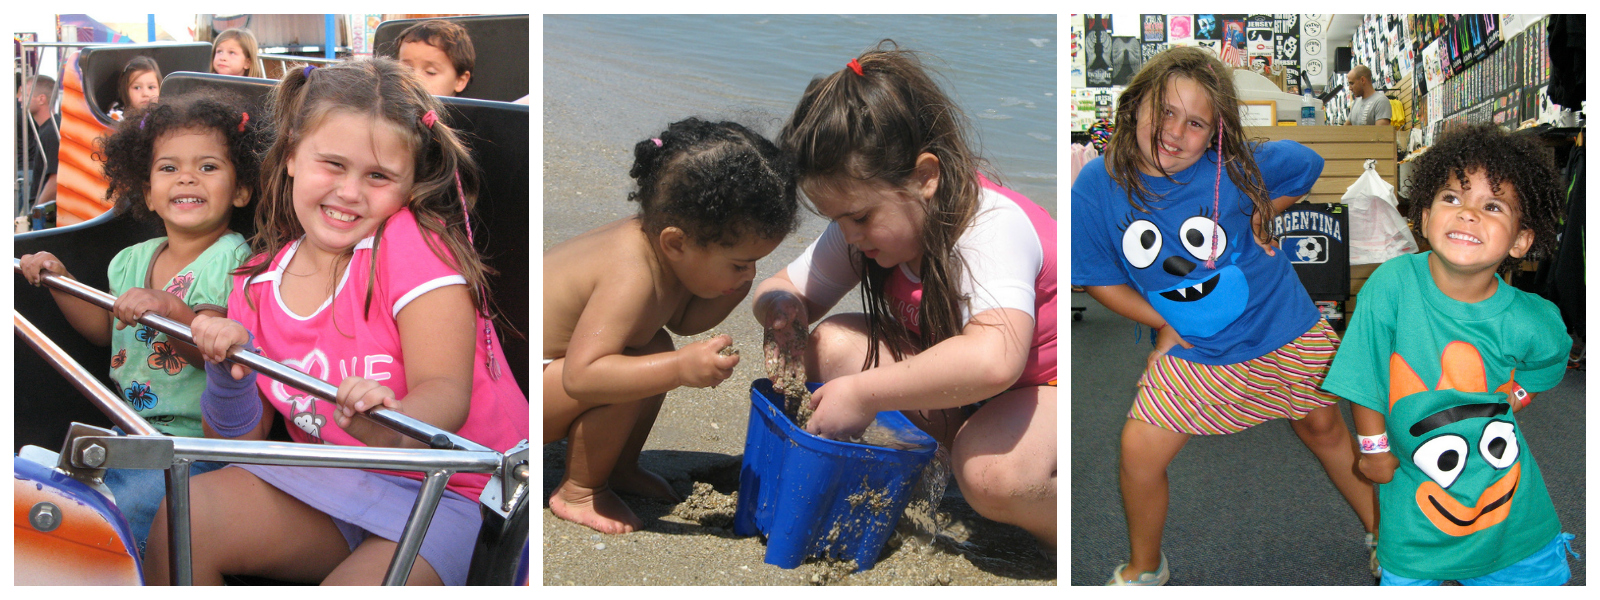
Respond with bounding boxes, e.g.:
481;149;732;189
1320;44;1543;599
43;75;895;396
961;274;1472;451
108;233;250;437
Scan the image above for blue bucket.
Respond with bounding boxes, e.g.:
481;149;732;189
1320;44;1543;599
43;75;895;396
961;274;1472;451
733;379;936;570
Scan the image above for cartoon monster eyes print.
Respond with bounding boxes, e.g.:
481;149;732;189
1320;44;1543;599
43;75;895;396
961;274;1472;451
1413;421;1520;488
1479;421;1519;469
1413;434;1468;488
1178;215;1228;261
1121;220;1163;268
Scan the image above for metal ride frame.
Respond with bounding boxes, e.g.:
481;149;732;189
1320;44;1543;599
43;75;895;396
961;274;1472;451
16;41;92;220
13;259;529;585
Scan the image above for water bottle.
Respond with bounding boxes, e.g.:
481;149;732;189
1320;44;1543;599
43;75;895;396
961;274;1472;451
1299;94;1316;126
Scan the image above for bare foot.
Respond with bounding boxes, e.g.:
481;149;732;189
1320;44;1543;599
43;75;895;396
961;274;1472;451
549;480;643;534
610;464;682;502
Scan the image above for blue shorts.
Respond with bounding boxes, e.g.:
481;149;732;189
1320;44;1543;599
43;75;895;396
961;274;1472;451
1380;532;1579;586
102;427;227;559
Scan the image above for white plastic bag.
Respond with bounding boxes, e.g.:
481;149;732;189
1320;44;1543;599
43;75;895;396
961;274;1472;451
1344;159;1418;265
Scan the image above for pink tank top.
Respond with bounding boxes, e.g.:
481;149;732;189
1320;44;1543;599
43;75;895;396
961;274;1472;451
885;176;1057;388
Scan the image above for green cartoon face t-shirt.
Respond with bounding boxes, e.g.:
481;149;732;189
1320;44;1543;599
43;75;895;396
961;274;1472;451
1323;253;1568;580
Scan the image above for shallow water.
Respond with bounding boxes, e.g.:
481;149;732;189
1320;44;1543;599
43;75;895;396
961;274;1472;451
543;14;1057;211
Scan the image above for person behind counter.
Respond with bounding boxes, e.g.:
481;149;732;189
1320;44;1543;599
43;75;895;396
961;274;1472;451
1345;65;1392;127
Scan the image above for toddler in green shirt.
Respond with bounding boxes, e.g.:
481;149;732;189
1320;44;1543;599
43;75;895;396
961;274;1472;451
1323;124;1576;585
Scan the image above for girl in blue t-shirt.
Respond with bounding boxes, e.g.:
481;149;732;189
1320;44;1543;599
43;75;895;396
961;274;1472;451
1071;47;1377;585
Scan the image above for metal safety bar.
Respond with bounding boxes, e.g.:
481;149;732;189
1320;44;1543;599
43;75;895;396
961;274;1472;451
14;259;493;453
13;259;519;585
14;311;162;436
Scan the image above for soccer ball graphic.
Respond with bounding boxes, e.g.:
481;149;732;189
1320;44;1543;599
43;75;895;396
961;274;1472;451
1296;237;1324;261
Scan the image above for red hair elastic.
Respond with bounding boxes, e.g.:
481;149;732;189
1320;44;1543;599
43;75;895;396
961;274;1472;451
238;112;249;132
847;58;864;76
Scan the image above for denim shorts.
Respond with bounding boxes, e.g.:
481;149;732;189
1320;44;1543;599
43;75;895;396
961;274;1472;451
1380;532;1579;586
102;456;228;559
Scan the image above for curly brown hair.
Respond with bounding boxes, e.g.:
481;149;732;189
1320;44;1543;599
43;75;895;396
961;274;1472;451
1404;123;1564;271
628;117;798;247
96;89;264;233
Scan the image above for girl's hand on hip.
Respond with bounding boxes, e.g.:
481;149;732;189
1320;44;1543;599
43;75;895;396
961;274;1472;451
1146;324;1194;371
804;376;875;441
1358;451;1399;484
1251;210;1280;257
334;376;401;430
111;287;182;330
189;313;254;379
678;334;740;388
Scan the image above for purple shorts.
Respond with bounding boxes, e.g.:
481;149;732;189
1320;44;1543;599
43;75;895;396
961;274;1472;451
234;464;482;585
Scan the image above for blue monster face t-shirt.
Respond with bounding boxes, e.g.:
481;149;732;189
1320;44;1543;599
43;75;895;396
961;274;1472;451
1072;140;1323;365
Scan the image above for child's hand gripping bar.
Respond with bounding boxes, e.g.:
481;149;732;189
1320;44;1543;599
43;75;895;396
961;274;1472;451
13;258;492;453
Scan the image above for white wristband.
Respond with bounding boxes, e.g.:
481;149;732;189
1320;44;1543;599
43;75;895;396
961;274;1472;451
1358;432;1390;454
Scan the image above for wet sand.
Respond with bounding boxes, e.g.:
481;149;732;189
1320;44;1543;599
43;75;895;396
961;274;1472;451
541;30;1056;587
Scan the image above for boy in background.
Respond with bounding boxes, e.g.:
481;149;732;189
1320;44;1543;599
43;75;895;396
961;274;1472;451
398;20;474;97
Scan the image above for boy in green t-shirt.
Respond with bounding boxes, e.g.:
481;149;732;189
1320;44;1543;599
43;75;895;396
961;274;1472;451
1323;124;1576;585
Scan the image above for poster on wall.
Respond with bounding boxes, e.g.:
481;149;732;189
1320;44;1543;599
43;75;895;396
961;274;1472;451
1142;42;1166;64
1194;14;1221;40
1085;14;1113;87
1169;15;1194;46
1422;38;1443;90
1221;15;1248;66
1071;14;1085;88
1274;14;1300;67
1302;14;1324;37
1142;14;1167;43
1110;36;1142;86
1247;14;1274;58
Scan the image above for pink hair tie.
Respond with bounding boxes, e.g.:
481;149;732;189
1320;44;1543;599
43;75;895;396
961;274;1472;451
1206;120;1223;270
238;112;249;132
651;138;662;147
421;109;438;129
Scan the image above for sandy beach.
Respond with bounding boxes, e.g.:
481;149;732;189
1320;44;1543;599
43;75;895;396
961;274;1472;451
541;16;1057;586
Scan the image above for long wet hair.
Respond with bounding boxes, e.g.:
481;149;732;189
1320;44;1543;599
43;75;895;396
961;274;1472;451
97;89;263;234
1106;46;1275;237
245;56;493;327
780;40;992;369
628;117;798;247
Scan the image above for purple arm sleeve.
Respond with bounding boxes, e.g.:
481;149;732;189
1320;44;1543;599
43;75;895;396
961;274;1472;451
200;331;263;438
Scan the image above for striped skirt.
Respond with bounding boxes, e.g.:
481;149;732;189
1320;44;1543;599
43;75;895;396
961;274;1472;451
1130;318;1343;435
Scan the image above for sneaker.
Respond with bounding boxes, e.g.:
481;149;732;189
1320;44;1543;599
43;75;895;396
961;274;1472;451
1365;533;1380;579
1106;553;1169;586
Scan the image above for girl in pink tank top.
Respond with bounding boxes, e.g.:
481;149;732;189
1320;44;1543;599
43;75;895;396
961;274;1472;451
753;41;1057;551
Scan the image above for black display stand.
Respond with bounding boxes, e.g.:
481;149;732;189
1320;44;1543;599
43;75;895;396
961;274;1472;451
1271;202;1351;324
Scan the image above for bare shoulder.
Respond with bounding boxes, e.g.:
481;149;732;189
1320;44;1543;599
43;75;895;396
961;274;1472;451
543;218;663;357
